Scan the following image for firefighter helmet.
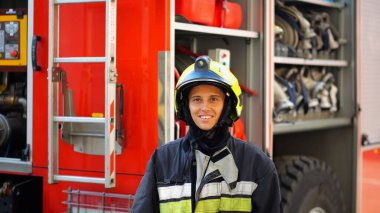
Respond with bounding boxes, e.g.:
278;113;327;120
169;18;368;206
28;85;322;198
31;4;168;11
175;56;243;123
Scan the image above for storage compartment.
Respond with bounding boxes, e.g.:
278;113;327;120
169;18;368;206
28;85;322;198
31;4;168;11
0;73;28;159
272;1;357;212
273;65;340;123
172;0;263;144
0;1;32;174
273;0;355;130
275;1;346;60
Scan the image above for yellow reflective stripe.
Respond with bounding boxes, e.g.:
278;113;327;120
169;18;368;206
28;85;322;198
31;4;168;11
195;197;252;212
219;197;251;212
159;197;252;213
159;199;192;213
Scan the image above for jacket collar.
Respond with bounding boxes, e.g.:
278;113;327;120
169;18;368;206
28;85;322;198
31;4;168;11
181;135;238;190
209;146;238;190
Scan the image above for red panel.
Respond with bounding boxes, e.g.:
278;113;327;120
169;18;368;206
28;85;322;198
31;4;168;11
59;3;105;58
58;63;105;116
362;149;380;212
33;0;49;167
116;0;170;175
31;1;171;209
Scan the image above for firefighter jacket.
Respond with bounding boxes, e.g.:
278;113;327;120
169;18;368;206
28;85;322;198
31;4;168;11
131;135;281;213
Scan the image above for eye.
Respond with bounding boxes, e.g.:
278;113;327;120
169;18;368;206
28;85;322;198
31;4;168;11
210;97;220;103
191;97;201;103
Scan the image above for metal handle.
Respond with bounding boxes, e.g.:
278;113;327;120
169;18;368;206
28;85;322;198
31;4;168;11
32;35;41;71
117;84;124;116
116;84;125;147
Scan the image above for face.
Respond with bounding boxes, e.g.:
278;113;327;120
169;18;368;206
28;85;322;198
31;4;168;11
188;84;225;131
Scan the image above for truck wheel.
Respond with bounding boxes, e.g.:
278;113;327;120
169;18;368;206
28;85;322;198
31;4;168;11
275;156;345;213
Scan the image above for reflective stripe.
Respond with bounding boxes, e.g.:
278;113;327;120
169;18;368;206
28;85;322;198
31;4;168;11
159;199;192;213
199;181;257;199
157;181;256;198
210;148;238;189
157;181;256;201
158;182;255;212
195;147;239;193
158;183;191;201
196;197;252;212
159;197;252;213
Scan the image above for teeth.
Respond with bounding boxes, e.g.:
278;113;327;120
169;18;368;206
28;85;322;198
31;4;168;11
200;115;211;119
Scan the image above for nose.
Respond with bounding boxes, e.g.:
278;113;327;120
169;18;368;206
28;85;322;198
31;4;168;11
200;100;211;111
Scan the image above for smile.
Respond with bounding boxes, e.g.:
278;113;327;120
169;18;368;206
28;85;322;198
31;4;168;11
200;115;212;120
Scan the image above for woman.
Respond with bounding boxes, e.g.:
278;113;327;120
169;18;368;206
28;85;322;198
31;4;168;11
132;56;281;213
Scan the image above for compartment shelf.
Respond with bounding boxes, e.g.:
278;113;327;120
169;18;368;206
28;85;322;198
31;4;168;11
273;117;351;134
284;0;345;9
274;56;348;67
174;22;259;38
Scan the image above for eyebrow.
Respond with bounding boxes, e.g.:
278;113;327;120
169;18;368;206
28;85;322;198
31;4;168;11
190;94;223;98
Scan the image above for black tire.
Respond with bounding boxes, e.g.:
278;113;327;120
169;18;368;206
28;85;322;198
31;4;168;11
275;156;345;213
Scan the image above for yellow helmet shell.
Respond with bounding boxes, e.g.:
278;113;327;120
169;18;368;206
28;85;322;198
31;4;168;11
175;56;242;122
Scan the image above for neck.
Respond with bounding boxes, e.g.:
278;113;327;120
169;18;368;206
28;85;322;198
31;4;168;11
188;123;230;156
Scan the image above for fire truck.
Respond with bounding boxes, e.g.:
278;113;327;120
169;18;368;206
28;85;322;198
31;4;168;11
0;0;375;212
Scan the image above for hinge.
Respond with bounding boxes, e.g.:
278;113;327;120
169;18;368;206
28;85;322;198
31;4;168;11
355;102;361;117
52;67;65;83
109;66;117;83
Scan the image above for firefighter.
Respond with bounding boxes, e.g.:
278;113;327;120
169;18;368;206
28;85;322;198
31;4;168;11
132;56;281;213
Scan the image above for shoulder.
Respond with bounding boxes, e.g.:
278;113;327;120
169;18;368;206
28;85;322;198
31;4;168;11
153;138;188;164
229;137;276;180
155;138;184;154
229;137;268;160
150;138;189;181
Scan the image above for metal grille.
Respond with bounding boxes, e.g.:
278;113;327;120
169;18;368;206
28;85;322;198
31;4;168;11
63;188;134;213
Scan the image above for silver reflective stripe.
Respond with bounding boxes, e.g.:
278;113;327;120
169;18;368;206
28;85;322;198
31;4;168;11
195;150;210;191
195;147;239;191
212;147;238;189
199;181;257;199
157;181;257;203
158;183;191;201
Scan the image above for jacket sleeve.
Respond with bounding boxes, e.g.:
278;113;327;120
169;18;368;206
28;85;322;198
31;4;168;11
131;151;160;213
251;167;282;213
